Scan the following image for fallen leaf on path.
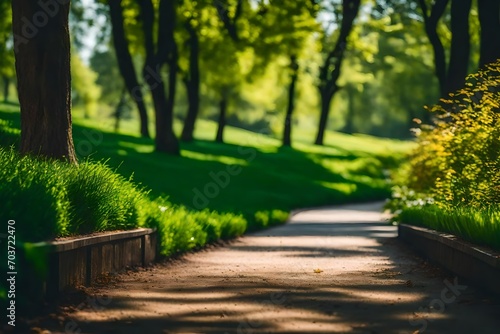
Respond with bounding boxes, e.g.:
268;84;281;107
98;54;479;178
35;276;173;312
313;269;324;273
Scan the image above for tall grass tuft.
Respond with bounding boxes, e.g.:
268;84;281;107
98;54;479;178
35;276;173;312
400;205;500;251
65;162;145;234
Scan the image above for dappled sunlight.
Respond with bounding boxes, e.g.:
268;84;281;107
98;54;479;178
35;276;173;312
318;182;357;194
36;203;500;333
291;209;387;223
118;141;153;154
181;150;248;165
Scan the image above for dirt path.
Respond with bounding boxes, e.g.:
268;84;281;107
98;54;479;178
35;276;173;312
47;202;500;333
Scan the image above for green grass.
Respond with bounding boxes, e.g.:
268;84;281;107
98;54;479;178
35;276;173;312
70;110;413;218
0;102;413;240
0;148;146;241
400;205;500;251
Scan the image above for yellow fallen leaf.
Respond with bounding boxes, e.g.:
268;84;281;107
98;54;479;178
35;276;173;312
313;268;323;273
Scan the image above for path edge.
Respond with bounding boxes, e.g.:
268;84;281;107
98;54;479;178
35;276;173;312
398;224;500;295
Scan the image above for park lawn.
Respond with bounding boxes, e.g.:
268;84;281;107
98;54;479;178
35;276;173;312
0;102;414;235
71;107;414;218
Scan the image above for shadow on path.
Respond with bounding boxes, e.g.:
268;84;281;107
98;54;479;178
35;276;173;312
47;203;500;334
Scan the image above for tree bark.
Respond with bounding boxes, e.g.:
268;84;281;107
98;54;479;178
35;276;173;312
12;0;77;163
282;55;299;147
138;0;179;154
181;20;200;142
315;0;360;146
114;86;128;133
315;92;334;146
162;0;180;154
214;0;243;42
216;96;227;143
446;0;472;94
417;0;449;97
108;0;150;138
478;0;500;67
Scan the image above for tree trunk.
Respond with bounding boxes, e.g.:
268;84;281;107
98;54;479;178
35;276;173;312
446;0;472;94
418;0;449;97
478;0;500;67
214;0;243;43
164;31;180;154
114;86;128;133
315;0;360;146
216;96;227;143
315;91;334;146
282;55;299;147
12;0;76;163
181;20;200;142
138;0;179;154
2;76;9;103
108;0;150;138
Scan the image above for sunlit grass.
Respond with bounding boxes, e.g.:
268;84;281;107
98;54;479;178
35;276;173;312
400;205;500;251
1;103;414;236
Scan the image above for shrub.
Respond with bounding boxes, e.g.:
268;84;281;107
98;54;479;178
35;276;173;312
388;61;500;251
403;61;500;208
253;210;289;229
144;198;247;256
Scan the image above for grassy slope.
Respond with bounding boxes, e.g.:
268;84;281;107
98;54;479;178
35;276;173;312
1;103;414;223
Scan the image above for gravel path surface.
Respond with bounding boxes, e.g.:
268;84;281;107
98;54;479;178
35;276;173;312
47;202;500;334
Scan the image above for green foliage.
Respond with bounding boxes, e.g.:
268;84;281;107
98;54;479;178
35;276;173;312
90;49;127;107
71;52;102;118
407;61;500;207
388;61;500;250
0;0;14;80
336;12;439;137
143;198;247;256
253;210;289;230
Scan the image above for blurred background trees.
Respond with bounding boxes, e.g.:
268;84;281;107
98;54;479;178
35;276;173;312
4;0;499;152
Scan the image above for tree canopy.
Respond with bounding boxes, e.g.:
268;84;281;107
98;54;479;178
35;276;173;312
4;0;499;158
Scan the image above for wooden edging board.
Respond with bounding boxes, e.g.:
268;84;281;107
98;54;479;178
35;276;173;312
23;228;158;298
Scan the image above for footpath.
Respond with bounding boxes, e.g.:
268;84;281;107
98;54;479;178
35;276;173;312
44;202;500;334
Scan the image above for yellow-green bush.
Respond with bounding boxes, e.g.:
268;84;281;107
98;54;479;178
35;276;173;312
388;61;500;251
406;61;500;207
